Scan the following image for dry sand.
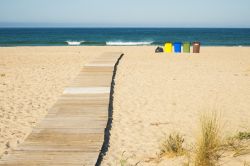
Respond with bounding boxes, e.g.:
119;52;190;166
0;46;109;157
102;47;250;166
0;46;250;165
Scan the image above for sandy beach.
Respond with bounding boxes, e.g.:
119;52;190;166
0;47;100;157
1;46;250;165
102;46;250;165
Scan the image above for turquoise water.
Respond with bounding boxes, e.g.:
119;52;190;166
0;28;250;46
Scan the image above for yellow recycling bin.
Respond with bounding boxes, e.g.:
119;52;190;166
164;42;172;53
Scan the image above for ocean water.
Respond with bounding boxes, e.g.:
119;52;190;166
0;28;250;46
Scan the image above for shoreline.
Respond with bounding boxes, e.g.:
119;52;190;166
1;45;250;47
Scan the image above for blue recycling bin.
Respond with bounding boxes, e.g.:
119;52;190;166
174;42;182;53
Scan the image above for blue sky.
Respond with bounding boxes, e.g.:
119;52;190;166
0;0;250;28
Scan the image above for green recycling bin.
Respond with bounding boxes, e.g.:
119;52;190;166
183;42;191;53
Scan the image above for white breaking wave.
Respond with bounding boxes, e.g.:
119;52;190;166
66;41;84;46
106;41;153;46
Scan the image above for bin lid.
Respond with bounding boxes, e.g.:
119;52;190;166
193;41;200;45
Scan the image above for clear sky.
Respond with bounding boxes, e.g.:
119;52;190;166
0;0;250;28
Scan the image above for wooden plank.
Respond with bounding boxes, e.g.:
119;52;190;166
0;151;98;166
36;117;108;129
0;52;123;166
47;105;108;117
70;74;113;87
55;93;110;106
15;132;103;152
82;66;115;72
69;70;113;87
63;87;110;95
32;128;105;134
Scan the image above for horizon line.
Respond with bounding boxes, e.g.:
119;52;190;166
1;27;250;29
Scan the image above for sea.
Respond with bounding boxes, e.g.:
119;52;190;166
0;28;250;46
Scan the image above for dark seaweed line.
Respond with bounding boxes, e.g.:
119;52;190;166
95;53;124;166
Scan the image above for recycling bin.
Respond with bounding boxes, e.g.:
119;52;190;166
174;42;182;53
193;42;201;53
183;42;191;53
164;42;172;53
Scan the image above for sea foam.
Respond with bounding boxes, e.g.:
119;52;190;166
106;41;153;46
66;41;84;46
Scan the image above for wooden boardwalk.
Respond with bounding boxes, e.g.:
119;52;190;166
0;52;123;166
